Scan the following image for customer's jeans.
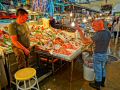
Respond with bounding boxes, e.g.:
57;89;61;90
93;53;107;82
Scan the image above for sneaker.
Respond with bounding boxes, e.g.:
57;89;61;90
89;81;101;90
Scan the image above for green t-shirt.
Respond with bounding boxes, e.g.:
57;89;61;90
9;22;30;48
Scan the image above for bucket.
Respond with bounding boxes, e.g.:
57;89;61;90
83;64;95;81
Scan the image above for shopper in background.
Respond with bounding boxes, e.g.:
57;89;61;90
112;16;119;27
76;19;111;90
49;16;56;28
112;16;120;40
49;16;62;29
9;8;30;69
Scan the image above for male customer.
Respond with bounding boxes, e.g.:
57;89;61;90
9;8;30;69
77;19;111;90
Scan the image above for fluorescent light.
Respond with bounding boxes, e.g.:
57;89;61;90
9;9;16;12
33;12;36;13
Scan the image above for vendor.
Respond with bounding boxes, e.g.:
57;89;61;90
77;19;111;90
49;16;56;28
49;16;62;29
8;8;30;69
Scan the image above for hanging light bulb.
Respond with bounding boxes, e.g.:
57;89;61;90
71;22;75;27
82;18;87;23
100;13;102;16
74;18;76;21
70;12;73;17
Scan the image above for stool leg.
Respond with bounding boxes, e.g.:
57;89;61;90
60;59;62;67
16;80;18;90
115;30;119;45
29;80;31;90
52;63;54;73
35;75;40;90
24;81;27;90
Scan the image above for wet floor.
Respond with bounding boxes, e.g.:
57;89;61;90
39;38;120;90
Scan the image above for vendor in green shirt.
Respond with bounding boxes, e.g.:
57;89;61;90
8;8;30;69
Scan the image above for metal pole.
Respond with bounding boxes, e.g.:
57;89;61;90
105;0;107;4
70;60;74;82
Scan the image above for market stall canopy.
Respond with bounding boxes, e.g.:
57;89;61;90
112;4;120;15
90;6;101;12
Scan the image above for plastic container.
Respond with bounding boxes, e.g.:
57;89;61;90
42;18;50;29
83;64;95;81
82;52;89;60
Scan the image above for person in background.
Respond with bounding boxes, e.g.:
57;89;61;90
112;16;119;27
77;19;111;90
9;8;30;69
112;16;120;39
49;16;56;28
49;16;62;29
